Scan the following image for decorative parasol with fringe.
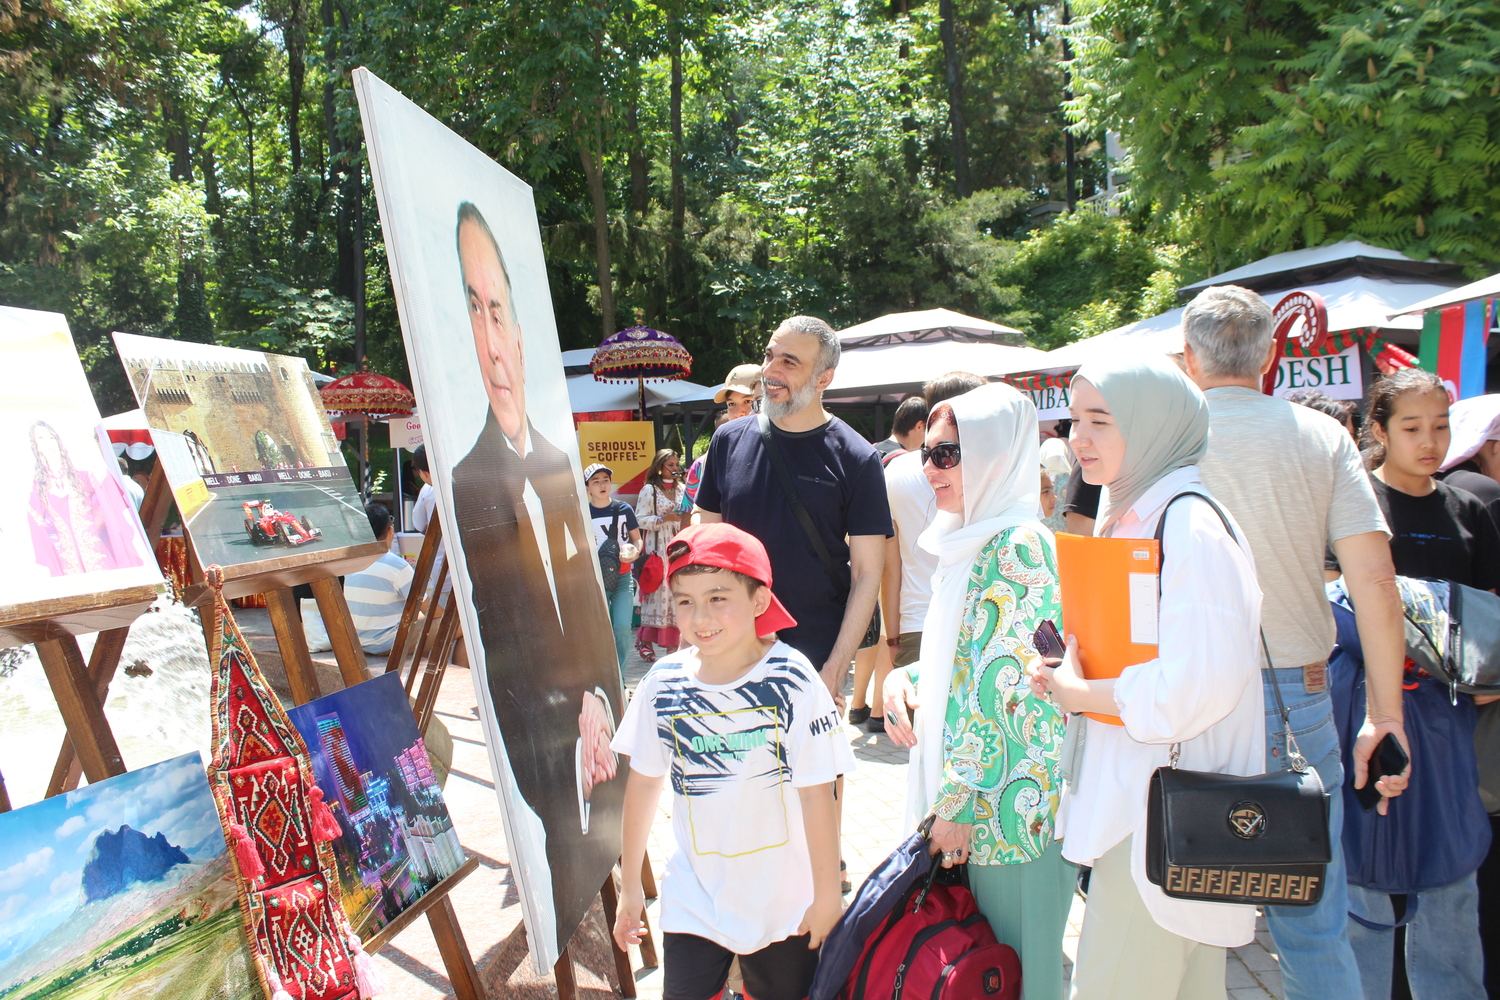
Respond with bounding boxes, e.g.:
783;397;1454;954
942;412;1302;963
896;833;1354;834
320;370;415;498
589;326;693;416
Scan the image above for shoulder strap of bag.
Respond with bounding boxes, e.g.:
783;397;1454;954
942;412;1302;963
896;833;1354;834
759;412;843;589
1153;490;1307;773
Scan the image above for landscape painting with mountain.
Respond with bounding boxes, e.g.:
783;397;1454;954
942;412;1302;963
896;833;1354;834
0;753;255;1000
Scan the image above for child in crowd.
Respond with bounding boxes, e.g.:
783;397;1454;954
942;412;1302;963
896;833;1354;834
612;522;853;1000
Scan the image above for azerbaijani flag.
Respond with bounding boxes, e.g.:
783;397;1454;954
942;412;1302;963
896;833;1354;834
1419;299;1492;400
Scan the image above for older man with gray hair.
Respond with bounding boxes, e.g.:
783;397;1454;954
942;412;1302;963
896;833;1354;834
1185;284;1409;1000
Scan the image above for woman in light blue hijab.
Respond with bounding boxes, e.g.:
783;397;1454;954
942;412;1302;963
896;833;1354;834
1033;354;1266;1000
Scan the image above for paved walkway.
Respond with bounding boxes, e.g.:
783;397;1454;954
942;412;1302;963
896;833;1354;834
225;612;1285;997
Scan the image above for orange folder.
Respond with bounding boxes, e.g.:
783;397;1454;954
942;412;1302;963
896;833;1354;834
1054;532;1161;725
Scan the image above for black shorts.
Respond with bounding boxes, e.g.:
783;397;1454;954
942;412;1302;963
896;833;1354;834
662;931;818;1000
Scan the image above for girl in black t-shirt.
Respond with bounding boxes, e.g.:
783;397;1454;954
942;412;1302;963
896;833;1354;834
1350;369;1498;999
1363;370;1500;591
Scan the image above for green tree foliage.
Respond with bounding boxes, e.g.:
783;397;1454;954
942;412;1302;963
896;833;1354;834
1219;2;1500;264
1068;0;1500;271
1002;210;1191;348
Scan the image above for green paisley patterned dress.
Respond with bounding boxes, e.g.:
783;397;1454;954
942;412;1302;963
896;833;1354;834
930;525;1065;865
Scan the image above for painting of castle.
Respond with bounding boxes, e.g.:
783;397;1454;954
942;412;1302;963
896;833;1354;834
112;334;376;570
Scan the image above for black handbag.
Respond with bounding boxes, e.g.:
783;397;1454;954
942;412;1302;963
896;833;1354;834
1142;492;1332;908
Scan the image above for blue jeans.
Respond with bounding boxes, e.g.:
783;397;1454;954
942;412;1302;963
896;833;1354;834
606;572;636;676
1347;874;1485;999
1262;670;1363;999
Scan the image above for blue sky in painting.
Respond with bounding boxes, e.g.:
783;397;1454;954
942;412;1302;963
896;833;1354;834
0;752;225;969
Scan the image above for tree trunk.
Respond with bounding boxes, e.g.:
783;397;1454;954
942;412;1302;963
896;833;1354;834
164;99;212;341
202;143;225;243
892;0;919;180
938;0;971;196
668;22;686;313
579;138;616;338
1061;1;1077;210
286;0;305;176
627;98;649;217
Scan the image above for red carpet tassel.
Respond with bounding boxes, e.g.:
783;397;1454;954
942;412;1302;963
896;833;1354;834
229;821;266;883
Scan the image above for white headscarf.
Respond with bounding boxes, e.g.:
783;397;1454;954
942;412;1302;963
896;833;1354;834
1441;394;1500;472
907;383;1051;826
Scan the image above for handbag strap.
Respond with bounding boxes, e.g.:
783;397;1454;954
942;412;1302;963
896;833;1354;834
1153;490;1307;774
758;412;844;593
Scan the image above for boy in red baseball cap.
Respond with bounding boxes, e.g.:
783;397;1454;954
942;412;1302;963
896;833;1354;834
611;522;853;999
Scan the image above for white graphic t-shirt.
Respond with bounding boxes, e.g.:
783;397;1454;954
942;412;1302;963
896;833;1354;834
612;640;854;953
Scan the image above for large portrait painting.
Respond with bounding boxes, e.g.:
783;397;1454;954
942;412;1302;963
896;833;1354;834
112;334;377;576
0;306;161;617
354;68;625;970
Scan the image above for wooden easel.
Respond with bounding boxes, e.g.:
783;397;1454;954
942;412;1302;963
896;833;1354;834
388;511;661;997
20;464;489;1000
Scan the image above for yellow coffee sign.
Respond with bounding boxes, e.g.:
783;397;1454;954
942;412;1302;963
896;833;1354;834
577;421;655;494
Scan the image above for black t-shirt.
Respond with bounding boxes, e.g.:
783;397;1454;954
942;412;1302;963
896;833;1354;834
696;415;894;666
589;499;639;550
1370;479;1500;591
874;437;903;459
1061;468;1102;519
1439;465;1500;536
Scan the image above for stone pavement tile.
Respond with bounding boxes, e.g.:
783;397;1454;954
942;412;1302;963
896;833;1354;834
1231;988;1275;1000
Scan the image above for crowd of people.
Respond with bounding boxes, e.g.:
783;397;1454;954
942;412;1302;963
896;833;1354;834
598;289;1500;1000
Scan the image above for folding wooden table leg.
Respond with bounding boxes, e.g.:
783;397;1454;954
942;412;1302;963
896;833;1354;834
426;896;486;1000
35;636;125;783
599;872;638;997
265;587;322;705
45;625;132;797
552;946;577;1000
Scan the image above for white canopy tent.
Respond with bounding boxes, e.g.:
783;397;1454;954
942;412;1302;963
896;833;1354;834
566;373;718;413
1034;274;1461;373
1177;240;1461;297
825;339;1050;403
836;307;1026;347
1390;272;1500;318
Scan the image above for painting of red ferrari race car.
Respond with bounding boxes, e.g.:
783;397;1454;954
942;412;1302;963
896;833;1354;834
242;499;323;547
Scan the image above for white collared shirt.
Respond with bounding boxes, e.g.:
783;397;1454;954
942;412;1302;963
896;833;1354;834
506;429;561;618
1055;466;1266;948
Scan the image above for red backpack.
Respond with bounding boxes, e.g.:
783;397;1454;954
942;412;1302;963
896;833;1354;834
838;871;1020;1000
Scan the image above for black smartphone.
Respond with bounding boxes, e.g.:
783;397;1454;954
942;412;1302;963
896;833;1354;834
1355;733;1411;810
1032;620;1065;662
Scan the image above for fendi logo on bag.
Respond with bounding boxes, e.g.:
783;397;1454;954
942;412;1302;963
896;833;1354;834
1228;800;1267;840
1164;865;1322;903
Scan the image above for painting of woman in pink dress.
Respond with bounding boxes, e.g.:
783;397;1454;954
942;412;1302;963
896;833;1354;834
27;420;145;576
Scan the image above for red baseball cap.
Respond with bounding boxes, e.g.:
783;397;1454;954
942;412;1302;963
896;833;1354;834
665;523;797;637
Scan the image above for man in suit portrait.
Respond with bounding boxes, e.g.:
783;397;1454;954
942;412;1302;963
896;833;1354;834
447;200;624;958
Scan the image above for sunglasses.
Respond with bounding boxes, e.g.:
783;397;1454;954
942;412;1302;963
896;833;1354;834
920;442;961;470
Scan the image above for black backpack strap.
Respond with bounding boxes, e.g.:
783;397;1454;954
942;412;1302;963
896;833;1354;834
758;412;843;592
1153;489;1304;770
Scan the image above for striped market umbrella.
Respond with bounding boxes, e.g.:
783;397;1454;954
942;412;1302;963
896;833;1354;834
589;326;693;416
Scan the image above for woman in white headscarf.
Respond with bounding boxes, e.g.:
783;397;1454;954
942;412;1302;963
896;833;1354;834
883;383;1074;1000
1030;355;1265;1000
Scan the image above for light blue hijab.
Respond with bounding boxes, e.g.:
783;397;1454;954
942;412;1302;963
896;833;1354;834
1073;354;1209;531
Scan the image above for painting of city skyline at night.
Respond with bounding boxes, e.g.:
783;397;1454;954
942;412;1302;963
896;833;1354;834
286;674;465;938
